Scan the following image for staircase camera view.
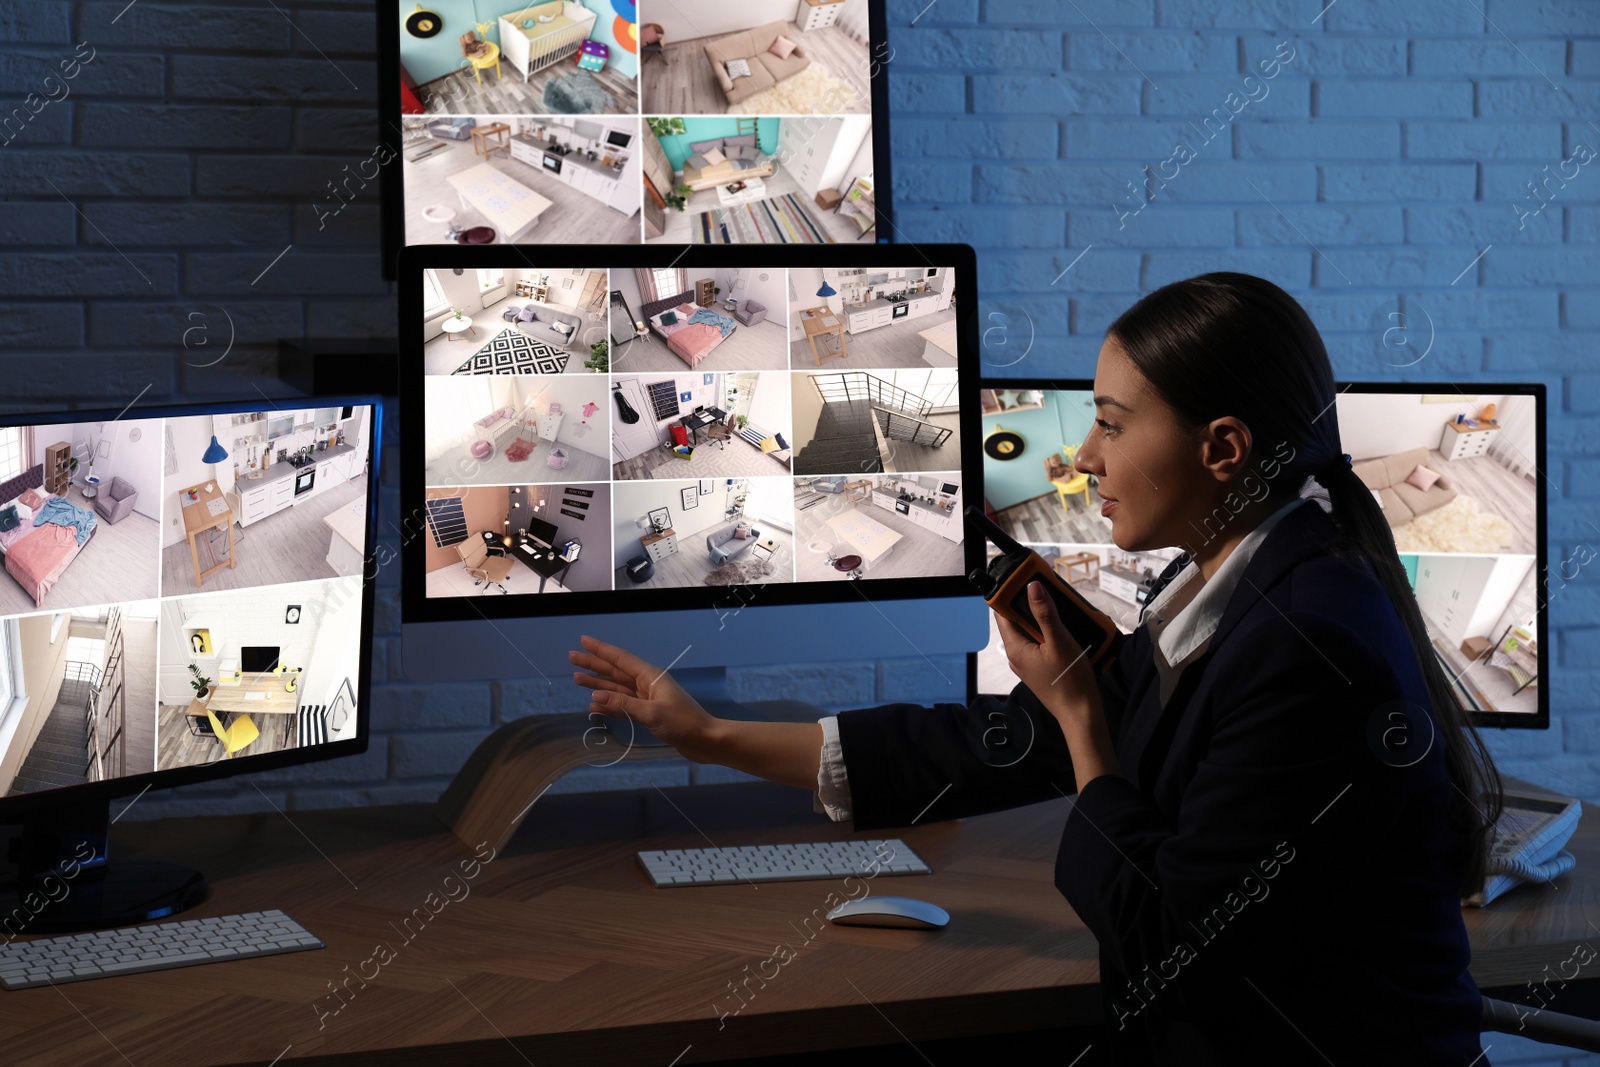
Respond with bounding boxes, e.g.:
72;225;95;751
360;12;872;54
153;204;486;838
416;260;967;595
976;388;1541;719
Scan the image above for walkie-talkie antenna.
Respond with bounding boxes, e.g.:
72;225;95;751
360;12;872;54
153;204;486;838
963;503;1026;558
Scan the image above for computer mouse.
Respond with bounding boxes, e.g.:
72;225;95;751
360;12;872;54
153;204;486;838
825;896;949;929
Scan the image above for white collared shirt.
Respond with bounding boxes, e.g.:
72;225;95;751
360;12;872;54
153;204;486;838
813;492;1319;821
1141;494;1309;708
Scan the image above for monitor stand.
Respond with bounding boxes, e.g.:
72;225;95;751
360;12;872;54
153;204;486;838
0;796;210;935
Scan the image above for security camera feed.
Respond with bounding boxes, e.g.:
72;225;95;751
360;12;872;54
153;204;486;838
0;405;376;798
393;0;885;245
416;260;967;596
976;387;1542;718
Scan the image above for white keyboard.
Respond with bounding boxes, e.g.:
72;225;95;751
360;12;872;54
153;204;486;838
0;910;322;990
638;838;931;887
244;691;266;701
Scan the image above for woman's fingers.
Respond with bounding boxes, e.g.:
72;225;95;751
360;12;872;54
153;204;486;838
573;672;634;697
578;634;663;684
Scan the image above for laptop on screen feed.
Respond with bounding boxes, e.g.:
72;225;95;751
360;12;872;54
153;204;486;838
377;2;896;279
969;380;1548;732
398;245;981;627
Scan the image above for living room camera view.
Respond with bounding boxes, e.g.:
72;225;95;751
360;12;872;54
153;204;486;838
423;484;608;597
641;116;874;243
422;265;608;375
402;115;642;244
0;419;162;614
640;2;872;116
611;266;789;372
160;409;373;598
977;388;1539;717
426;374;613;486
613;477;795;589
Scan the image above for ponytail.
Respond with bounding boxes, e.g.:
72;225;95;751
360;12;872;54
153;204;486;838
1317;460;1503;898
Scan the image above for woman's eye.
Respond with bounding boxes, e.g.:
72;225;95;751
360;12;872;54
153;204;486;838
1096;419;1118;436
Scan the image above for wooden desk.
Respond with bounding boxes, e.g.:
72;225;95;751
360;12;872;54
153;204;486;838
1053;551;1099;585
2;775;1590;1064
798;305;847;366
198;670;302;716
470;121;509;157
179;480;235;588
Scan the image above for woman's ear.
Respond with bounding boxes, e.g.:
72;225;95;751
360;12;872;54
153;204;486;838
1198;417;1253;482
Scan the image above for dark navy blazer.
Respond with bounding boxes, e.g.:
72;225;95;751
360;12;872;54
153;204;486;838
835;500;1486;1065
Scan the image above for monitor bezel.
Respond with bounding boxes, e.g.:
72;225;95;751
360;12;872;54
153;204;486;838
965;377;1549;732
0;393;385;817
399;242;979;624
376;0;897;280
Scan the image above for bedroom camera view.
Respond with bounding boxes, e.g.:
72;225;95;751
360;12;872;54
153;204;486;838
0;407;376;799
976;387;1541;718
0;419;162;614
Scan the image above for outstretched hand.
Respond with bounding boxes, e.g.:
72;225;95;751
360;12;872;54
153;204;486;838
569;635;720;763
995;581;1103;725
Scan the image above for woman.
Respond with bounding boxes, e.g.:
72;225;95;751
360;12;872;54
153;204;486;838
571;273;1502;1065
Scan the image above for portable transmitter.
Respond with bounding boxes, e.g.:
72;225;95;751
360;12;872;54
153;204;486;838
965;508;1122;670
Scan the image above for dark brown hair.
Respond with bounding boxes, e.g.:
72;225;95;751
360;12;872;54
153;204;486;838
1106;271;1502;898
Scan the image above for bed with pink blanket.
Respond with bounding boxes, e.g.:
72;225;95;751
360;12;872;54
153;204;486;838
0;468;97;608
641;292;738;370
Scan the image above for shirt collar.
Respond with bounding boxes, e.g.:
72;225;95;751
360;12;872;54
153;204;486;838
1142;496;1310;671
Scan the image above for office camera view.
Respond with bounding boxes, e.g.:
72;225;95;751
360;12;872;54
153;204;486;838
418;261;964;595
975;388;1541;718
396;0;880;245
0;410;373;798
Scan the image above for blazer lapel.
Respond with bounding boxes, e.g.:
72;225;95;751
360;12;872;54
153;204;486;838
1116;502;1342;790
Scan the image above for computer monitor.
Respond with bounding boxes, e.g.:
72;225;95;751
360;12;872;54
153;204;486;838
526;515;558;550
970;380;1548;731
377;1;896;278
0;396;382;932
399;244;984;688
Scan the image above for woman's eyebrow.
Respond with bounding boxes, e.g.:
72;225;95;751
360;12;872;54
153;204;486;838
1094;395;1134;413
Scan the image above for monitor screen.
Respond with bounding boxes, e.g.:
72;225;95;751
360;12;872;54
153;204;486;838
239;646;281;673
0;398;381;804
527;515;558;549
378;1;895;276
970;381;1547;729
400;244;978;622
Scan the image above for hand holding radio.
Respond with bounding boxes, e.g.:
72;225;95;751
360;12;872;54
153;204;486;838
995;581;1103;724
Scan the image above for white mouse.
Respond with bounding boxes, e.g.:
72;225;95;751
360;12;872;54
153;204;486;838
825;896;948;929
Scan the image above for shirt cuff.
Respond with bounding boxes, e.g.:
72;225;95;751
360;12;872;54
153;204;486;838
812;715;853;822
